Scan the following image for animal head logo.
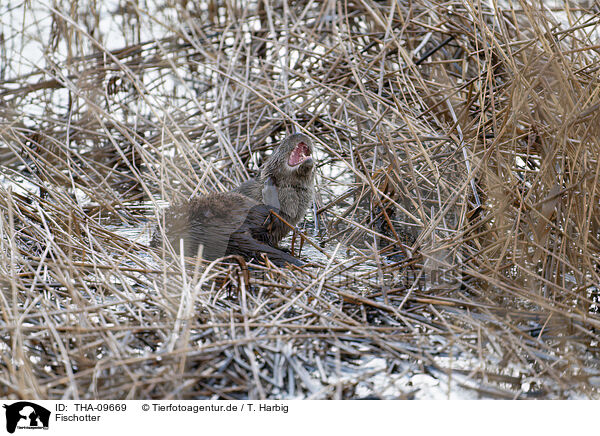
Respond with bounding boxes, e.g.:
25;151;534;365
3;402;50;433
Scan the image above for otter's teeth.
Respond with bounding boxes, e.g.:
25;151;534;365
288;142;311;166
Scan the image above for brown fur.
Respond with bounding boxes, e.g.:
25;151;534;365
234;133;315;244
151;192;302;266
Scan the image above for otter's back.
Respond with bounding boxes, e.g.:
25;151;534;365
152;192;259;258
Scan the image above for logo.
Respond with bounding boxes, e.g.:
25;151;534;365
2;402;50;434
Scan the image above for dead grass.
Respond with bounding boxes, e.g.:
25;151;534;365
1;0;600;399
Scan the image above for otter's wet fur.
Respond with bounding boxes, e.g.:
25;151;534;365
234;133;314;244
150;192;302;266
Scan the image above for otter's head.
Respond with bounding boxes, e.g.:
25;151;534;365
261;133;314;183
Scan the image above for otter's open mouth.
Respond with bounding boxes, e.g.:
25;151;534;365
288;142;311;167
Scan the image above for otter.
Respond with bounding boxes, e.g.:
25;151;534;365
234;132;315;244
150;133;313;266
150;191;303;266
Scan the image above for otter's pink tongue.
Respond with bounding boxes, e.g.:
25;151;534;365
288;142;310;166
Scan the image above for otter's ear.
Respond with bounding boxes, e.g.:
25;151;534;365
262;176;280;209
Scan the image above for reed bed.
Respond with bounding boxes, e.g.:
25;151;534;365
1;0;600;399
